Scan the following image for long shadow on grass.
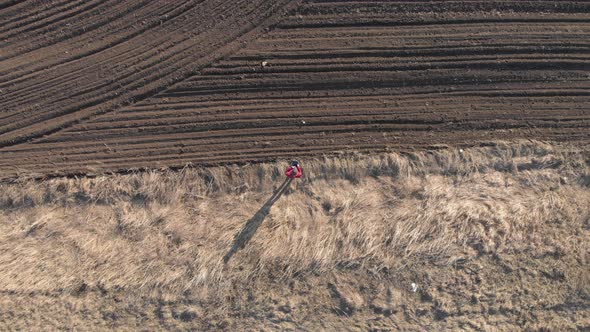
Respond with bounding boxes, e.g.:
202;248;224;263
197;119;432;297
223;177;292;263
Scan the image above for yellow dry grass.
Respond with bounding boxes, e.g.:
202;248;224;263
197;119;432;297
0;140;588;329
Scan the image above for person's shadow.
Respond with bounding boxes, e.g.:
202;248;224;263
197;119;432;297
223;177;293;263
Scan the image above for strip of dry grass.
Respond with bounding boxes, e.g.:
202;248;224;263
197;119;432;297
0;140;588;329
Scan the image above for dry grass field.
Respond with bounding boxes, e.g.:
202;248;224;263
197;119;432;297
1;141;588;330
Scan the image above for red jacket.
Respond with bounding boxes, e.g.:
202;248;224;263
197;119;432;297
285;165;303;179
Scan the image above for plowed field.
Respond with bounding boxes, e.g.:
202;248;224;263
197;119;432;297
1;1;589;179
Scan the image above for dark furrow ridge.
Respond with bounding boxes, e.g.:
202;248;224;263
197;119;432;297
300;1;590;14
227;46;590;61
277;18;590;29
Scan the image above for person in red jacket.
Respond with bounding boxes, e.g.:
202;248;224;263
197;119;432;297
286;160;303;179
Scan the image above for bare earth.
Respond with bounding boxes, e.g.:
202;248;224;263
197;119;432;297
1;1;589;179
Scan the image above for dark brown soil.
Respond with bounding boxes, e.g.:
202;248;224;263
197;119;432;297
1;1;589;179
